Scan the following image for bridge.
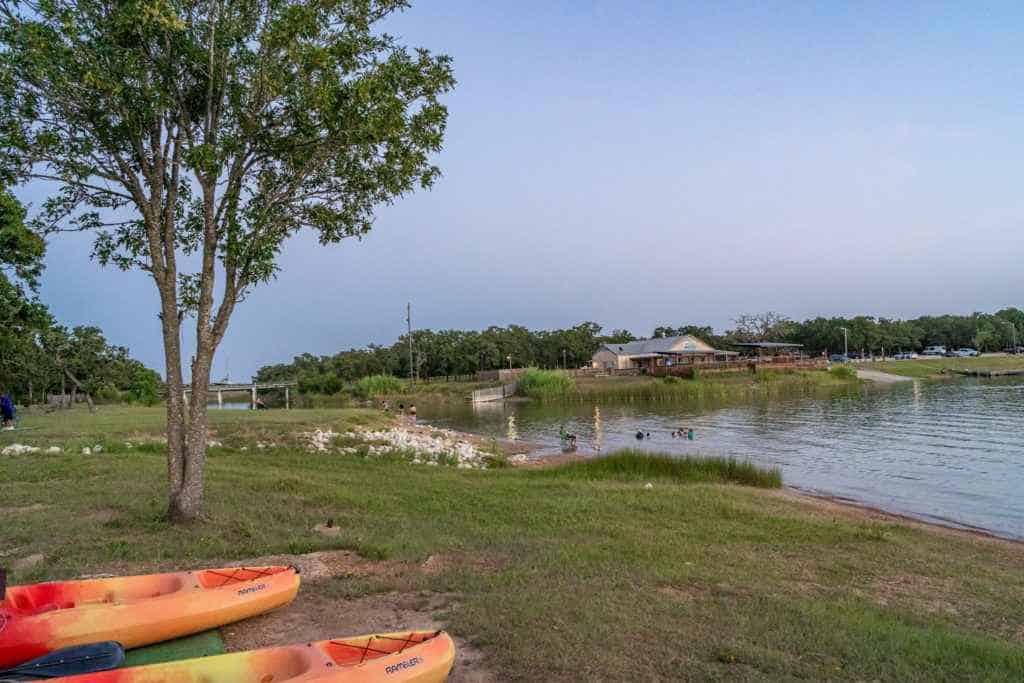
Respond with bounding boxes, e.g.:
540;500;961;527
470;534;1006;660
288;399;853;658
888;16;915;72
183;381;297;409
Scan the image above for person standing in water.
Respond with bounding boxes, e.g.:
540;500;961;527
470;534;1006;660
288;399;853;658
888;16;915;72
559;425;577;451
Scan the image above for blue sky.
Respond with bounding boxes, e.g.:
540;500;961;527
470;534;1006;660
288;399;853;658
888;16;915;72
29;1;1024;379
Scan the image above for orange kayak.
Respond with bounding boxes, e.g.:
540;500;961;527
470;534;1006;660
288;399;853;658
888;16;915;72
0;566;299;669
53;630;456;682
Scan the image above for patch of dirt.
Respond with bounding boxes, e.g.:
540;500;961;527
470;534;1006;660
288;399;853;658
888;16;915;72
312;522;343;537
86;508;121;524
782;561;828;596
12;553;44;571
656;584;703;601
240;550;406;581
871;574;963;616
0;503;48;514
222;589;497;682
420;553;506;576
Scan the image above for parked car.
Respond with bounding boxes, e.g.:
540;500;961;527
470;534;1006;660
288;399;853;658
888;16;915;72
954;348;979;357
829;353;848;363
921;346;946;356
893;351;918;360
1004;346;1024;355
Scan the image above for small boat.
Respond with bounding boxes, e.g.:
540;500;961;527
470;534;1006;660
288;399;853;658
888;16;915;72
0;566;300;669
53;630;456;682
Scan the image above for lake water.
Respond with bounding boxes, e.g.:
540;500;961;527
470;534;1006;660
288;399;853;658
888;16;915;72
419;378;1024;540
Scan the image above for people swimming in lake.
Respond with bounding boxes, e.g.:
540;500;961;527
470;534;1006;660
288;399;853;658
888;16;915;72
635;430;644;440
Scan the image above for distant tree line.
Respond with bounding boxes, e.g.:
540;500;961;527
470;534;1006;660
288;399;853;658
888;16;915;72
255;323;637;392
256;308;1024;390
669;309;1024;356
0;191;160;405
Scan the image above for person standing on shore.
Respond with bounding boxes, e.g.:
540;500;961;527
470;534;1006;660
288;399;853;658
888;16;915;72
0;388;15;430
408;404;417;424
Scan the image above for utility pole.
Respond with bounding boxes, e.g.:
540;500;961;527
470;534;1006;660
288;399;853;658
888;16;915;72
406;302;414;383
562;349;567;370
1003;320;1018;351
839;327;849;359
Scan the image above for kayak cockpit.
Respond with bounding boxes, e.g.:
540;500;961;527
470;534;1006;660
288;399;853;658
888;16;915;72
323;631;443;666
194;566;293;589
3;574;185;615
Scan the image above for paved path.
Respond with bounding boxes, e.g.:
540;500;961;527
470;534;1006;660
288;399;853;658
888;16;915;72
856;369;913;383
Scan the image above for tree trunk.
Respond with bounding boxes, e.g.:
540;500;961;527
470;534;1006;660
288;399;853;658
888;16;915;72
63;368;95;412
176;348;214;523
168;173;222;523
159;292;192;522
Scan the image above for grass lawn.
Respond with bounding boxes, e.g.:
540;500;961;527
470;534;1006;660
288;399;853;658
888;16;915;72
865;354;1024;379
2;407;1023;680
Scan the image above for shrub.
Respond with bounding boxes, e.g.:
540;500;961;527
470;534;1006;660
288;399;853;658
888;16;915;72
517;368;576;400
354;374;404;398
128;367;162;406
93;384;123;404
298;371;344;395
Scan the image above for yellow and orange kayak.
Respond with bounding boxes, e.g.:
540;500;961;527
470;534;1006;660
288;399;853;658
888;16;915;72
54;630;455;682
0;566;299;669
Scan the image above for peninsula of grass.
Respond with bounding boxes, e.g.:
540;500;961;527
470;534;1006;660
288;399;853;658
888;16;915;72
866;355;1024;379
516;367;576;399
3;406;1023;680
541;449;782;488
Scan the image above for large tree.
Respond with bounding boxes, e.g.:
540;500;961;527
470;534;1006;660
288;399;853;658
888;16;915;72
0;0;454;521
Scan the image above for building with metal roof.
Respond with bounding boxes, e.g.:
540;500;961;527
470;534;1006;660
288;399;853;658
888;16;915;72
591;335;737;371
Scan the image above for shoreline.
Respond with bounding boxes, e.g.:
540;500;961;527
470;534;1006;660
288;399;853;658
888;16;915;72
775;487;1022;547
417;420;1021;546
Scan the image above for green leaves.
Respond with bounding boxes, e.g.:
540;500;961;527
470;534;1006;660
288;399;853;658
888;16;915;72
0;190;44;288
0;0;454;303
